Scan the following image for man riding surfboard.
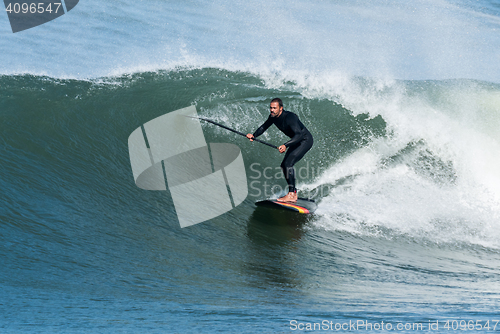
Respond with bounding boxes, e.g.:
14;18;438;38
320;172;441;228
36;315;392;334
247;98;313;203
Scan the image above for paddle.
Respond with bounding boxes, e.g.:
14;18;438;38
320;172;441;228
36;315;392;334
185;115;278;149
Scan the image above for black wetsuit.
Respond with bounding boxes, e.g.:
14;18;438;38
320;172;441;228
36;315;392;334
253;110;313;193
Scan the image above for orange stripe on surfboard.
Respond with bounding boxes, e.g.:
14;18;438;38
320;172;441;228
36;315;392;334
271;201;310;214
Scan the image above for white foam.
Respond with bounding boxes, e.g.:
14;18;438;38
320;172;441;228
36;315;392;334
289;75;500;248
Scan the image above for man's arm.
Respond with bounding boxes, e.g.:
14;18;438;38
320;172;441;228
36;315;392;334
247;116;273;141
252;116;273;138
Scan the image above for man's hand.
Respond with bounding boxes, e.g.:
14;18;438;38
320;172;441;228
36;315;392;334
278;145;286;153
246;133;254;141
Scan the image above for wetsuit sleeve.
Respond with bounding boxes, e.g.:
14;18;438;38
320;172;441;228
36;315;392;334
283;113;306;147
252;116;273;138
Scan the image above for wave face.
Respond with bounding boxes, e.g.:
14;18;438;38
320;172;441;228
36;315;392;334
3;0;500;332
3;70;500;246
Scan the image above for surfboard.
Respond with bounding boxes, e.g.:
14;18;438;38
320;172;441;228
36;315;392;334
255;198;317;214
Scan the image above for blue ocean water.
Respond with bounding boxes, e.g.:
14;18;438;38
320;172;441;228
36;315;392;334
2;1;500;333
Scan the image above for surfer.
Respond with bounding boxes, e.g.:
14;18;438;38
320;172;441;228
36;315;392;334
246;98;313;203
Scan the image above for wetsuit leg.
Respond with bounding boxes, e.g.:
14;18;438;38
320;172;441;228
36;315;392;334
280;136;313;193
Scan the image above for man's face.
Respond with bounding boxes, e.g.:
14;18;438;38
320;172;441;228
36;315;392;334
270;102;282;117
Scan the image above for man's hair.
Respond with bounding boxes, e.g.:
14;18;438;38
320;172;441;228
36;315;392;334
271;98;283;108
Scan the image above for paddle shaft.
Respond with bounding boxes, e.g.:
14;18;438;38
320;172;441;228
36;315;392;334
188;116;278;149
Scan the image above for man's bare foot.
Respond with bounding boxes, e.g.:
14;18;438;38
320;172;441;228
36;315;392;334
277;192;297;203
